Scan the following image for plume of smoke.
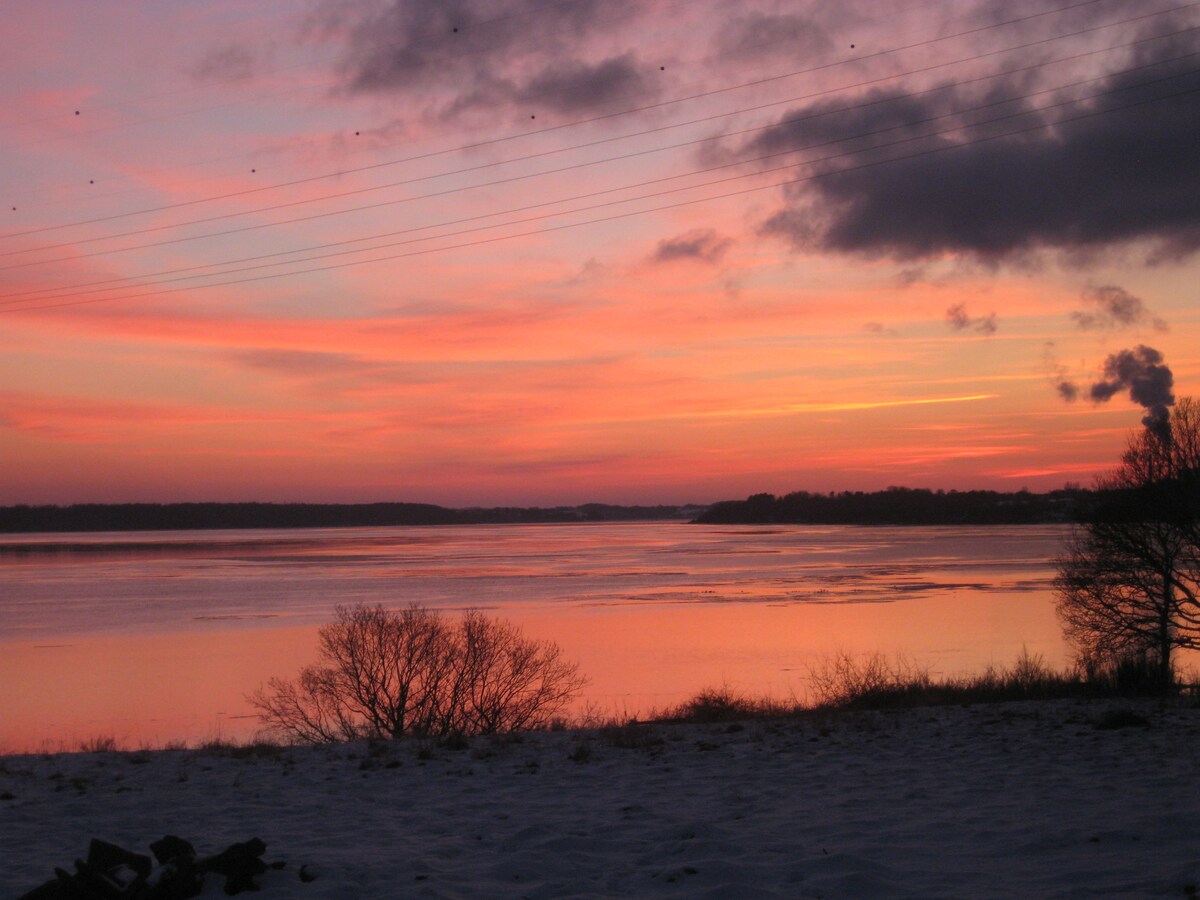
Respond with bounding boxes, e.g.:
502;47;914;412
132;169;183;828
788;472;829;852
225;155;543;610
1088;345;1175;434
1043;341;1079;401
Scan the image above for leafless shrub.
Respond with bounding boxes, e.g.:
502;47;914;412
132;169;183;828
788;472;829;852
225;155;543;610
250;604;586;744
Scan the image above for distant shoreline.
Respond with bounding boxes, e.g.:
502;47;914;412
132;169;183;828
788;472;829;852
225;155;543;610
0;501;707;534
696;486;1089;526
0;488;1090;533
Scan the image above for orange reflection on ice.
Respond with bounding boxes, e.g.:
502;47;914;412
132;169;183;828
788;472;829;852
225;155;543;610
0;626;320;753
1;590;1069;752
518;588;1070;714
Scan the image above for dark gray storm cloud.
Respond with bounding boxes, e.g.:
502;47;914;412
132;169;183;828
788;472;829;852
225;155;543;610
743;89;949;160
752;25;1200;262
1088;345;1175;430
514;54;646;115
329;0;609;90
652;229;732;265
319;0;653;118
1072;284;1167;331
945;302;997;335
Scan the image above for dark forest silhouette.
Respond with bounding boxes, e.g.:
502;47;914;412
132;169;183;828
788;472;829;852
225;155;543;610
0;489;1099;533
0;502;701;533
696;486;1090;526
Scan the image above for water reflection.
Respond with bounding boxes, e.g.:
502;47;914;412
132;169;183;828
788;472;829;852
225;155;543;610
0;523;1071;751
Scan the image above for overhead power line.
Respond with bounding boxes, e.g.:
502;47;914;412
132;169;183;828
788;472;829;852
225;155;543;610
4;75;1194;314
3;37;1195;307
0;3;1191;276
0;0;1149;243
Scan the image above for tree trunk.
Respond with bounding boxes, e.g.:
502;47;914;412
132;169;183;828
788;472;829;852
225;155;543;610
1158;580;1175;693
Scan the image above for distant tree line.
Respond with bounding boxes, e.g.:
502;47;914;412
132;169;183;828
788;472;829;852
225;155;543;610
2;492;1093;532
695;486;1092;526
0;502;701;533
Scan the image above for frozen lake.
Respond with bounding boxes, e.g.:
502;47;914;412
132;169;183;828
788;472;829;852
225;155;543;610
0;522;1071;750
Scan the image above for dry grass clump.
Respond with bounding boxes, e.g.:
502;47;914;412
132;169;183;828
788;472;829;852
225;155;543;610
196;738;289;760
1079;651;1185;696
806;648;1083;711
77;735;120;754
649;647;1180;727
14;649;1193;761
664;685;799;723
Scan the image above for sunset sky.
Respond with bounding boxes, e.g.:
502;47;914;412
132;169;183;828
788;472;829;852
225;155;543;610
2;0;1198;506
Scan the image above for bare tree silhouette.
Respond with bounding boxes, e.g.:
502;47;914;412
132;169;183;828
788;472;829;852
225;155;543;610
251;604;585;743
1055;398;1200;689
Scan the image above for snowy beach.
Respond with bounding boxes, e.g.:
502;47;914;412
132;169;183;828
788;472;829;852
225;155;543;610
4;698;1199;899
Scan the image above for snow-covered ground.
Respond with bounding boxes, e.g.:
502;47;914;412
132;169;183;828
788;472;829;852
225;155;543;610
4;699;1198;898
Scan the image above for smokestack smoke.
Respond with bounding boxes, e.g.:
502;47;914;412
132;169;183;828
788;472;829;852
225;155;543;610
1088;344;1174;435
1042;341;1080;402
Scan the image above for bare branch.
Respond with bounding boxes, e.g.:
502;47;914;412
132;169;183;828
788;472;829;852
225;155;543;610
1055;397;1200;690
249;604;586;743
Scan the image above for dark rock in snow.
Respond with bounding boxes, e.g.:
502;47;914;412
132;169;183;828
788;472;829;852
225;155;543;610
149;835;196;866
87;839;153;880
198;837;268;893
146;853;202;899
21;836;282;899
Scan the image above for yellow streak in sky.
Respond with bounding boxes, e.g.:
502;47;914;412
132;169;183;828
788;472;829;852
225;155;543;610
583;393;998;427
769;393;999;416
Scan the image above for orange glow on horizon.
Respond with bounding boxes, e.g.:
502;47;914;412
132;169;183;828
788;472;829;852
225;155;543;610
1;3;1198;505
